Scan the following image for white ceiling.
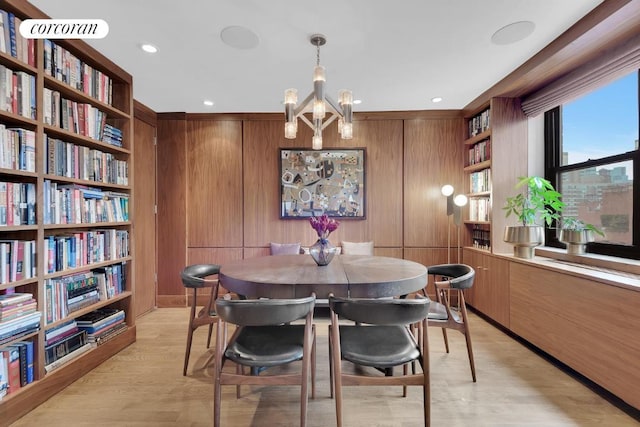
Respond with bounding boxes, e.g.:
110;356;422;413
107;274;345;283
30;0;603;114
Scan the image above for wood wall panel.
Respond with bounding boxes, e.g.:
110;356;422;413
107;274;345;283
133;116;157;317
510;263;640;409
404;118;465;248
489;98;528;254
242;119;404;248
187;120;243;247
157;117;187;296
242;120;315;247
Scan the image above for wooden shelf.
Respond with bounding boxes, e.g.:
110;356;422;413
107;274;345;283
464;160;491;172
464;129;491;146
0;0;135;423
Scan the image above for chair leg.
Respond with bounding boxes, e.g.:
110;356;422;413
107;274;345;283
183;288;198;376
311;325;316;399
207;322;214;348
213;321;224;427
328;325;334;398
441;327;450;353
460;298;477;382
331;323;343;427
403;363;408;397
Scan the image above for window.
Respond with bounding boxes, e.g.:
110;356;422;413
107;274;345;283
545;70;640;259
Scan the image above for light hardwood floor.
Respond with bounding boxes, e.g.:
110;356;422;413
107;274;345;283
10;308;639;427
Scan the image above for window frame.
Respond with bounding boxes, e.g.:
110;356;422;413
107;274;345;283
543;71;640;259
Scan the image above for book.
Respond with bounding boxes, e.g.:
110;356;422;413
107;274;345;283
0;292;32;307
77;309;125;334
45;342;91;373
0;298;36;321
44;329;87;365
0;346;7;398
11;342;26;386
90;322;127;346
14;340;33;384
45;319;78;345
2;345;20;394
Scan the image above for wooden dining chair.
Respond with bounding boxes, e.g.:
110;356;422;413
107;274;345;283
328;294;431;427
213;294;317;427
425;263;477;382
180;263;221;376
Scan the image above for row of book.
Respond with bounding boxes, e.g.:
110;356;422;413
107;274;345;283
0;239;36;284
0;340;34;399
77;307;126;346
468;138;490;166
471;225;491;251
43;39;113;105
43;181;129;225
43;88;107;140
468;197;491;222
44;263;126;324
0;293;40;345
0;9;35;66
45;134;129;185
0;64;36;119
468;108;490;138
0;125;35;172
469;168;491;194
45;229;129;274
0;181;36;226
102;124;123;147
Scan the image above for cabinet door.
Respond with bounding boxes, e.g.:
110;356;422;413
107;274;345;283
463;250;510;327
484;255;510;327
462;248;478;305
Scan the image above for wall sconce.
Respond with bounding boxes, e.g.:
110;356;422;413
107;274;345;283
441;185;468;264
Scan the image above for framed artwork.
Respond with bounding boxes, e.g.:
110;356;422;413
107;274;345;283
280;148;365;219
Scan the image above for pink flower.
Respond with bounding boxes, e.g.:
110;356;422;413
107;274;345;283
309;214;339;240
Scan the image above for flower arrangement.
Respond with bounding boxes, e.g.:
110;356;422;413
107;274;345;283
309;214;339;241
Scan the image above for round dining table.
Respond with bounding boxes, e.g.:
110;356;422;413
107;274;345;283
219;254;428;299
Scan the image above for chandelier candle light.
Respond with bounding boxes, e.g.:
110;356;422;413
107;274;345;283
309;214;340;266
284;34;353;150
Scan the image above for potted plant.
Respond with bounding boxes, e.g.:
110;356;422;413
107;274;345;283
559;217;604;255
503;176;564;258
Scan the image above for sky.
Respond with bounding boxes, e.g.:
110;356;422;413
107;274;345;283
562;71;639;165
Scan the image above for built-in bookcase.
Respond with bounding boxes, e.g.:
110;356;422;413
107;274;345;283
0;0;135;423
462;98;527;255
464;105;492;251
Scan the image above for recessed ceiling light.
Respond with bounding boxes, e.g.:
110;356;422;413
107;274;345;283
203;100;214;107
140;43;158;53
491;21;535;45
431;97;443;103
353;99;362;105
220;26;260;50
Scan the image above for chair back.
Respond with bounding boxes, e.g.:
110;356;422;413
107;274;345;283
215;295;316;326
329;296;429;325
428;264;475;289
181;264;221;288
341;241;374;255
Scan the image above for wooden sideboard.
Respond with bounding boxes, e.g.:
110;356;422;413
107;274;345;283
464;248;640;410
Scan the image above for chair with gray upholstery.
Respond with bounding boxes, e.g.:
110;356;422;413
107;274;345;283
181;263;221;376
426;263;476;382
328;295;431;427
213;294;317;427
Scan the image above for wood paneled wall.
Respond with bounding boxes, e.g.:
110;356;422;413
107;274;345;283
156;112;464;304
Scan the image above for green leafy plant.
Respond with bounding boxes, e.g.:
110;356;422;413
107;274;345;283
503;176;565;227
561;217;605;237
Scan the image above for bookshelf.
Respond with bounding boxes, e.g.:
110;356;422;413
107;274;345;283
462;98;527;255
463;105;492;251
0;0;135;423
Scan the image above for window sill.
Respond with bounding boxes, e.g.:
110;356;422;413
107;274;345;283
494;246;640;292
